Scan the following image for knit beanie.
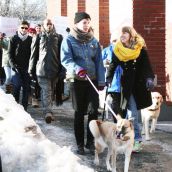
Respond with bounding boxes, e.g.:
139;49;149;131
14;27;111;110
28;28;36;34
74;12;91;24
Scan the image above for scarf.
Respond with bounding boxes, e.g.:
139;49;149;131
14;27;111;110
71;27;94;43
114;35;145;62
18;31;29;41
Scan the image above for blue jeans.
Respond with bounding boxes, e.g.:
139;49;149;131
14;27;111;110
126;95;142;141
11;69;30;111
64;82;70;97
38;77;54;115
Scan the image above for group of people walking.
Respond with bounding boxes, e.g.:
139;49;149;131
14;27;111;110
0;11;155;155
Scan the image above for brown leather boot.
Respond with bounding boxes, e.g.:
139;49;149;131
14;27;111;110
31;98;39;108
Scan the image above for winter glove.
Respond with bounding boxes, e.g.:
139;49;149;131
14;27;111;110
106;77;112;87
76;68;87;78
146;78;154;91
98;86;105;91
12;67;19;73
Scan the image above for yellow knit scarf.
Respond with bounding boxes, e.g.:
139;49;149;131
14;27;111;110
114;36;145;62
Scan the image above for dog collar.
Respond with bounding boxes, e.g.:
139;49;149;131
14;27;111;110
116;128;130;140
148;107;159;111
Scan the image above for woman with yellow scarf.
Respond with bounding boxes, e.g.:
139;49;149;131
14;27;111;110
106;26;155;152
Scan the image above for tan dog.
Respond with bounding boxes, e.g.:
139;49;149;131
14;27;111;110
89;115;134;172
141;92;163;141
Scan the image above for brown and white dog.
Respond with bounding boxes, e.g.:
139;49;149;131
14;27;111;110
89;115;134;172
141;92;163;141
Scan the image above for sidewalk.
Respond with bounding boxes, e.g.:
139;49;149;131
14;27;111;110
156;121;172;133
28;100;172;172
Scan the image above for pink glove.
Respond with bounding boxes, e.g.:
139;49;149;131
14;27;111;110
76;68;87;78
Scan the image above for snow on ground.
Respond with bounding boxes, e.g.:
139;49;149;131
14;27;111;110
0;89;93;172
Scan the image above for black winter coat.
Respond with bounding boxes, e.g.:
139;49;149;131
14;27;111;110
8;34;32;71
106;48;154;110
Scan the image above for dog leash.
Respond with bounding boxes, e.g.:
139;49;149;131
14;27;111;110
102;86;109;121
86;74;117;120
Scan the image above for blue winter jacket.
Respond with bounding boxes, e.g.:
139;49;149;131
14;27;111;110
102;44;123;92
61;35;105;86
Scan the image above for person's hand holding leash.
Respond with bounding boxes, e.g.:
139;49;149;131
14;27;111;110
76;67;87;78
12;67;19;73
146;78;154;91
106;77;112;87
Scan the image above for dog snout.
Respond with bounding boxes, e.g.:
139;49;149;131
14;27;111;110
116;131;123;139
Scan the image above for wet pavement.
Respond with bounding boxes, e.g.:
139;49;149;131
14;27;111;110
28;99;172;172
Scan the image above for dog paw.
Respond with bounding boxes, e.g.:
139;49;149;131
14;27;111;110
106;164;112;171
145;137;151;141
94;159;99;166
150;129;155;133
112;169;117;172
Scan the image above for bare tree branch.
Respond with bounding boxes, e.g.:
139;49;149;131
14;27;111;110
0;0;46;21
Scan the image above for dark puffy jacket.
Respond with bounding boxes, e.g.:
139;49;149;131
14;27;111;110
29;30;63;79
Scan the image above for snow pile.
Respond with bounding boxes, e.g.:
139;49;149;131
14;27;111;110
0;89;93;172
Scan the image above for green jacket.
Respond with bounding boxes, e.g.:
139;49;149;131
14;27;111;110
0;37;10;67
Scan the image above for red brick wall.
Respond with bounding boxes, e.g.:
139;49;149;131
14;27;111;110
133;0;166;98
61;0;67;16
78;0;85;12
166;0;172;104
86;0;99;40
99;0;110;47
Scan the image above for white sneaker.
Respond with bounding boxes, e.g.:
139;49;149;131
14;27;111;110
132;141;143;153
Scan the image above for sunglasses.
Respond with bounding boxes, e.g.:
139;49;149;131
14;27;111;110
47;23;52;26
21;27;28;30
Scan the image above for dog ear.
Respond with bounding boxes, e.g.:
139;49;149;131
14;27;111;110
122;136;130;141
129;121;134;130
160;95;163;103
112;127;117;138
116;114;122;121
96;120;102;126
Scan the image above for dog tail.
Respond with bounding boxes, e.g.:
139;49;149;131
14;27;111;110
89;120;107;148
89;120;101;138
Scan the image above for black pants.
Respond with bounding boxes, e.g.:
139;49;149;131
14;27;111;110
11;70;30;111
71;80;99;147
31;77;41;99
110;92;125;123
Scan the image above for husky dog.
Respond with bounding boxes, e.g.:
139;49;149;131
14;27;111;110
89;115;134;172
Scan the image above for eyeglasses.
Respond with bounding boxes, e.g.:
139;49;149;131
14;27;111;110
47;23;52;26
21;27;28;30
